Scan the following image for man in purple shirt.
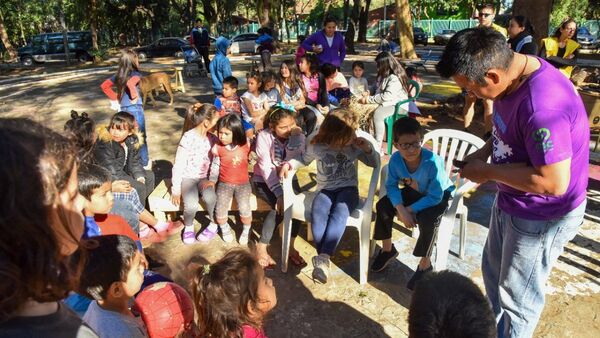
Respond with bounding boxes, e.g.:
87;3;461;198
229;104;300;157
301;16;346;68
436;28;589;338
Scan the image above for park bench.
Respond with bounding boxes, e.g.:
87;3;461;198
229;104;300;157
148;179;266;222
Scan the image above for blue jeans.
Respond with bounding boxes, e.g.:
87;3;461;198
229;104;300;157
120;104;149;166
311;186;359;256
110;199;140;233
482;196;586;338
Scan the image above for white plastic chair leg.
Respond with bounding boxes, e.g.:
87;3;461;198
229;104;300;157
433;214;454;271
359;225;370;285
281;208;293;273
459;211;467;259
306;223;314;242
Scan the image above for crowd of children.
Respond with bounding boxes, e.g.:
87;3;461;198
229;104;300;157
0;38;498;338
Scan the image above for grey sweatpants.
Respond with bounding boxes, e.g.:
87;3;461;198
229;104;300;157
181;178;217;227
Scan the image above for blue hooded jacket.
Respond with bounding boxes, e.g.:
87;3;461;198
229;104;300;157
210;37;232;95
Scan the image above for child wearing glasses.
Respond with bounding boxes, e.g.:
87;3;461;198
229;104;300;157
371;117;454;291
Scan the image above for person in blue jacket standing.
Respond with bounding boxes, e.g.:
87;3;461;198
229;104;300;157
210;37;232;97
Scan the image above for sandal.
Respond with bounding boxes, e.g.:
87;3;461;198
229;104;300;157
289;249;307;267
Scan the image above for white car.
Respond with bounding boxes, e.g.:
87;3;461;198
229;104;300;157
230;33;260;54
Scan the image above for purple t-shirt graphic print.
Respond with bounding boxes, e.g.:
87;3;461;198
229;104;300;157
492;58;589;220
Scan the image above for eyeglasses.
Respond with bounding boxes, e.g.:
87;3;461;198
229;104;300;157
395;140;422;150
479;13;493;18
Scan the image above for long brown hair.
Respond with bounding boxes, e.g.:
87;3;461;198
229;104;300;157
375;51;410;93
192;249;264;338
278;60;306;97
115;48;140;101
311;108;359;148
182;103;218;136
0;118;80;322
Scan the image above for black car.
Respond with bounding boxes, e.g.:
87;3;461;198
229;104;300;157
413;27;428;46
18;31;92;66
434;30;457;45
135;37;189;61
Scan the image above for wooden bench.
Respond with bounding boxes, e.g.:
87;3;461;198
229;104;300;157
148;179;267;222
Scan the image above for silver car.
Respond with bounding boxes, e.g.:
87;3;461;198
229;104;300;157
230;33;260;54
577;27;598;50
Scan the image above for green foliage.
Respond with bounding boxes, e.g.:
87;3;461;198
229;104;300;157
550;0;589;28
305;0;344;28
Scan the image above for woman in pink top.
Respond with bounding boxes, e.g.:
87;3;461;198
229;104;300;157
298;54;330;116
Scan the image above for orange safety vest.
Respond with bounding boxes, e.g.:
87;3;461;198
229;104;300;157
541;37;580;78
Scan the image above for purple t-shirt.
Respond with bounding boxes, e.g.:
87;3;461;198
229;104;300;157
492;58;589;220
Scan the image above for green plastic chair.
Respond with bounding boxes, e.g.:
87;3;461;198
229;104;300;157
384;79;421;154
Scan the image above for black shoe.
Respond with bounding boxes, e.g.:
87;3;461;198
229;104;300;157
407;265;433;291
371;245;399;272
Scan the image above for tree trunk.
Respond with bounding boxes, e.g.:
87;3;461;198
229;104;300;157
343;0;350;29
90;0;99;50
58;0;71;65
395;0;417;59
358;0;370;42
346;0;360;54
0;9;17;60
512;0;552;46
257;0;270;27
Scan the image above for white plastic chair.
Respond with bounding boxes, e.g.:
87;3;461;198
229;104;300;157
280;132;381;285
376;129;485;271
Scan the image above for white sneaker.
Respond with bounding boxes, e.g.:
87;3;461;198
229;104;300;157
239;230;250;246
221;228;235;243
312;255;330;284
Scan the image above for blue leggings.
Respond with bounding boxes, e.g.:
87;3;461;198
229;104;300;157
311;186;359;256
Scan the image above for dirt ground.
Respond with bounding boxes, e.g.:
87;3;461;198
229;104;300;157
1;55;598;337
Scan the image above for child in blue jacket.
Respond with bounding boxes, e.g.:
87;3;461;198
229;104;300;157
210;37;232;96
371;117;454;291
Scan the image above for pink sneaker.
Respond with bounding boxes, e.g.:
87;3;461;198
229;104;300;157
153;220;184;236
196;227;218;242
182;229;196;245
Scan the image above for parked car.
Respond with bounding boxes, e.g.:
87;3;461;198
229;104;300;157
230;33;260;54
413;27;428;46
434;29;457;45
134;37;189;61
18;31;92;66
577;27;598;50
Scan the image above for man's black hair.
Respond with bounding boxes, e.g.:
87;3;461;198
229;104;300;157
77;235;139;301
77;163;112;200
408;270;496;338
321;63;338;78
392;117;423;143
436;27;514;85
223;76;239;89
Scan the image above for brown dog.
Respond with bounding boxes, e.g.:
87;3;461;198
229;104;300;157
140;72;175;107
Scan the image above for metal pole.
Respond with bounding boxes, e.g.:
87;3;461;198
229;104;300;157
383;0;387;36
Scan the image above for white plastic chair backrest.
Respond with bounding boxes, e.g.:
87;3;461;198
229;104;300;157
355;129;381;214
422;129;485;189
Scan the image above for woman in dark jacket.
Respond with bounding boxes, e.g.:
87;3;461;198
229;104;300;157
507;15;538;55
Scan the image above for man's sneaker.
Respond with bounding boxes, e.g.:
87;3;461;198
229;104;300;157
406;265;433;291
371;245;399;272
312;255;330;284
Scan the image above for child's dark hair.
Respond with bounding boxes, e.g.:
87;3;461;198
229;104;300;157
263;105;296;128
217;114;247;147
0;118;80;322
409;270;496;338
109;112;135;131
77;163;111;200
392;117;423;143
192;249;264;338
312;108;359;148
300;54;319;75
298;35;306;43
375;51;410;93
77;235;139;301
183;103;218;134
321;63;338;78
405;66;418;79
64;110;96;162
352;61;364;70
223;76;239;89
247;70;262;90
261;70;276;87
115;48;140;101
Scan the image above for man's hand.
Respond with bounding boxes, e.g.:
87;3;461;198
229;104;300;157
460;159;490;184
396;205;416;228
171;194;181;206
112;180;132;193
